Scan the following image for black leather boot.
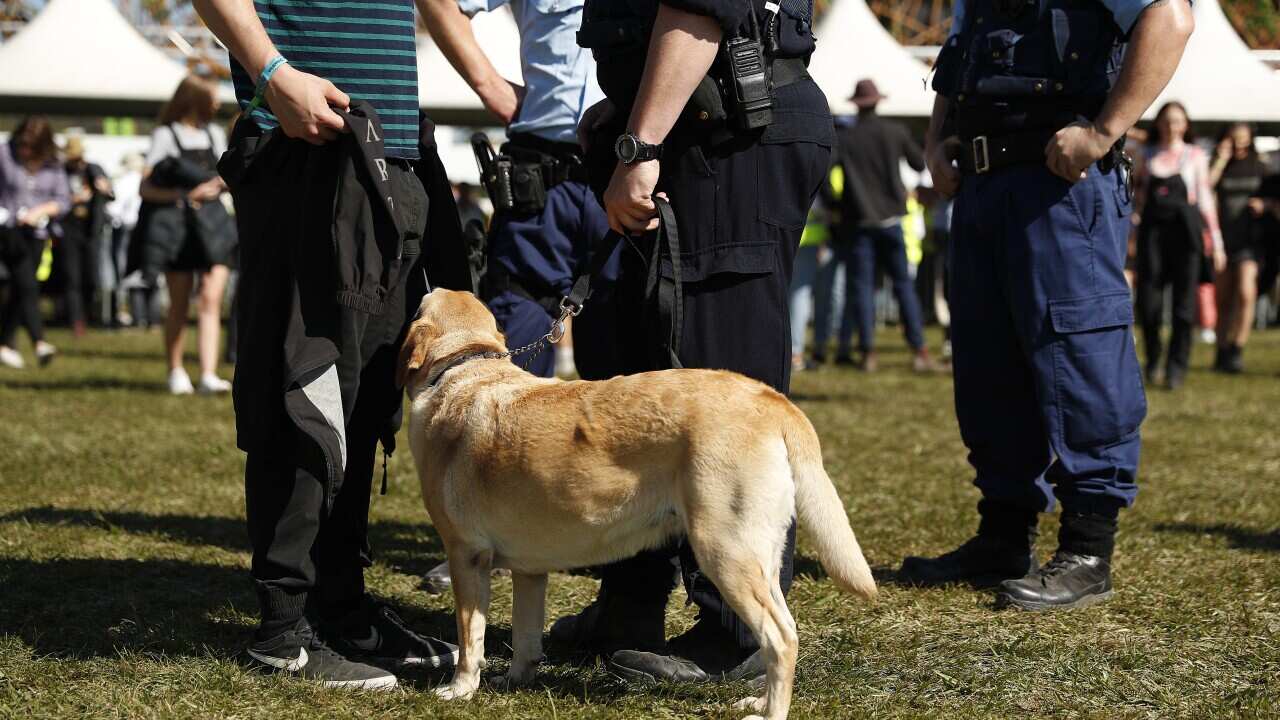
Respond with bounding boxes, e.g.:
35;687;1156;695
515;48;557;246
547;589;668;656
609;616;764;685
996;511;1117;611
899;499;1038;587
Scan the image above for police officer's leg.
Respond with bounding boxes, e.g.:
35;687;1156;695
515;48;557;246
608;135;824;683
549;241;675;656
563;181;624;382
899;172;1047;586
994;167;1144;611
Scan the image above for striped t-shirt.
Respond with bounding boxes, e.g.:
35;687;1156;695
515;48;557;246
230;0;420;159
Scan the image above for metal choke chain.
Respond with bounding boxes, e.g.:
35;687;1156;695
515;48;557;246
496;297;583;370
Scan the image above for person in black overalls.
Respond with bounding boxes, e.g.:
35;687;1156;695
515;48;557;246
548;0;833;683
131;76;237;395
1134;101;1223;391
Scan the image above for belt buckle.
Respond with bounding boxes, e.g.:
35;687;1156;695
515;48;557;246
973;135;991;174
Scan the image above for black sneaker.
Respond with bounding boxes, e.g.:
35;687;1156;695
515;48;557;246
247;620;397;690
325;599;458;669
995;551;1113;611
899;534;1036;587
548;590;667;656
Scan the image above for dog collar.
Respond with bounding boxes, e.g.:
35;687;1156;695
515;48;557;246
425;351;508;388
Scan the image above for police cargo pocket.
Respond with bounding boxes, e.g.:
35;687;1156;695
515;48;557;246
1049;292;1146;449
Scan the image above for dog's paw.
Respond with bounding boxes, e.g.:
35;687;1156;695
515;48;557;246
733;696;766;712
433;682;477;701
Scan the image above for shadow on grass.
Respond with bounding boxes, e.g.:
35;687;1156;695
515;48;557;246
0;377;167;393
0;506;447;577
0;557;254;659
1154;522;1280;552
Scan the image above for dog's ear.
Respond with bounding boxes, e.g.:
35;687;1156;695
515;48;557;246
396;322;432;388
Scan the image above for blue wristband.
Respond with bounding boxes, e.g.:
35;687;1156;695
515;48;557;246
258;55;288;92
248;56;287;109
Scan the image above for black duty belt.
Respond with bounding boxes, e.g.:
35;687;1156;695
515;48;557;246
957;129;1056;175
958;129;1126;176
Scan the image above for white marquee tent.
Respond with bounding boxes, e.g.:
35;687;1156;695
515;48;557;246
1149;0;1280;122
0;0;234;116
809;0;935;117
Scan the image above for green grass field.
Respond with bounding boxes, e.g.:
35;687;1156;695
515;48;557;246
1;325;1277;719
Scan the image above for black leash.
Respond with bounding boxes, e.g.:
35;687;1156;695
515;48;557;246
539;195;682;367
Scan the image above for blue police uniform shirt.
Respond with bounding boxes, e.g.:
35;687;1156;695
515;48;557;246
456;0;604;144
951;0;1157;35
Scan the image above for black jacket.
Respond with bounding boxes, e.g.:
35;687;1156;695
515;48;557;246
219;105;471;465
834;112;924;227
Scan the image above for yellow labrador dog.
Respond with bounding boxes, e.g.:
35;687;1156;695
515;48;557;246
398;289;876;720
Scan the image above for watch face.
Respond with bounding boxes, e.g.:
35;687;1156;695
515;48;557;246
616;134;638;163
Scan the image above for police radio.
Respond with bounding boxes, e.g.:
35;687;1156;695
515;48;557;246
721;10;772;130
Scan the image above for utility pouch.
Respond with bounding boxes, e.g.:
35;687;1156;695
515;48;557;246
471;133;547;215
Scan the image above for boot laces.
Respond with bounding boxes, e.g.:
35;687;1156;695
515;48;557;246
1039;552;1078;579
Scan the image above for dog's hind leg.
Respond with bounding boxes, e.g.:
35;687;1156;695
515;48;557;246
690;528;799;720
436;546;492;701
493;572;547;688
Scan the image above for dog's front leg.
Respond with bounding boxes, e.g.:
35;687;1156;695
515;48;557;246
497;572;547;688
435;549;492;701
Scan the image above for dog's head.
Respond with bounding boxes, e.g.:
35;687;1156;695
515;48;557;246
396;289;507;389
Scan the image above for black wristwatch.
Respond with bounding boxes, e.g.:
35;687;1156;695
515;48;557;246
614;132;662;165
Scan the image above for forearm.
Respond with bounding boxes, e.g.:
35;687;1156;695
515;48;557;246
1093;0;1194;144
192;0;281;78
627;4;722;145
417;0;505;98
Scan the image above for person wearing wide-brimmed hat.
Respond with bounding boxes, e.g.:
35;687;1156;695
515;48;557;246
819;78;940;373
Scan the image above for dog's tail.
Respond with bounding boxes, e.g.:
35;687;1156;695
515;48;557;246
783;405;877;600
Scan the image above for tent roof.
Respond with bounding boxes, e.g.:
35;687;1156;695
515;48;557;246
809;0;935;117
0;0;234;116
416;8;523;126
1149;0;1280;123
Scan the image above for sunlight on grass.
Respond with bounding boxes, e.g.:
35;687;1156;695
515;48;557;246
1;327;1277;718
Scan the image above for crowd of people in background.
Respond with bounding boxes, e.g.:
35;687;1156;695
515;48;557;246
0;75;237;393
784;86;1280;390
2;77;1280;393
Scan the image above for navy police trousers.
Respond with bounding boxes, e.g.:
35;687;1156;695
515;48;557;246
486;179;620;380
949;164;1145;515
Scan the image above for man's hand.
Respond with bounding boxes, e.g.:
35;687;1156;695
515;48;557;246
926;136;962;199
603;160;661;235
264;64;350;144
1247;197;1266;218
577;99;617;152
1045;121;1116;182
477;77;524;126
